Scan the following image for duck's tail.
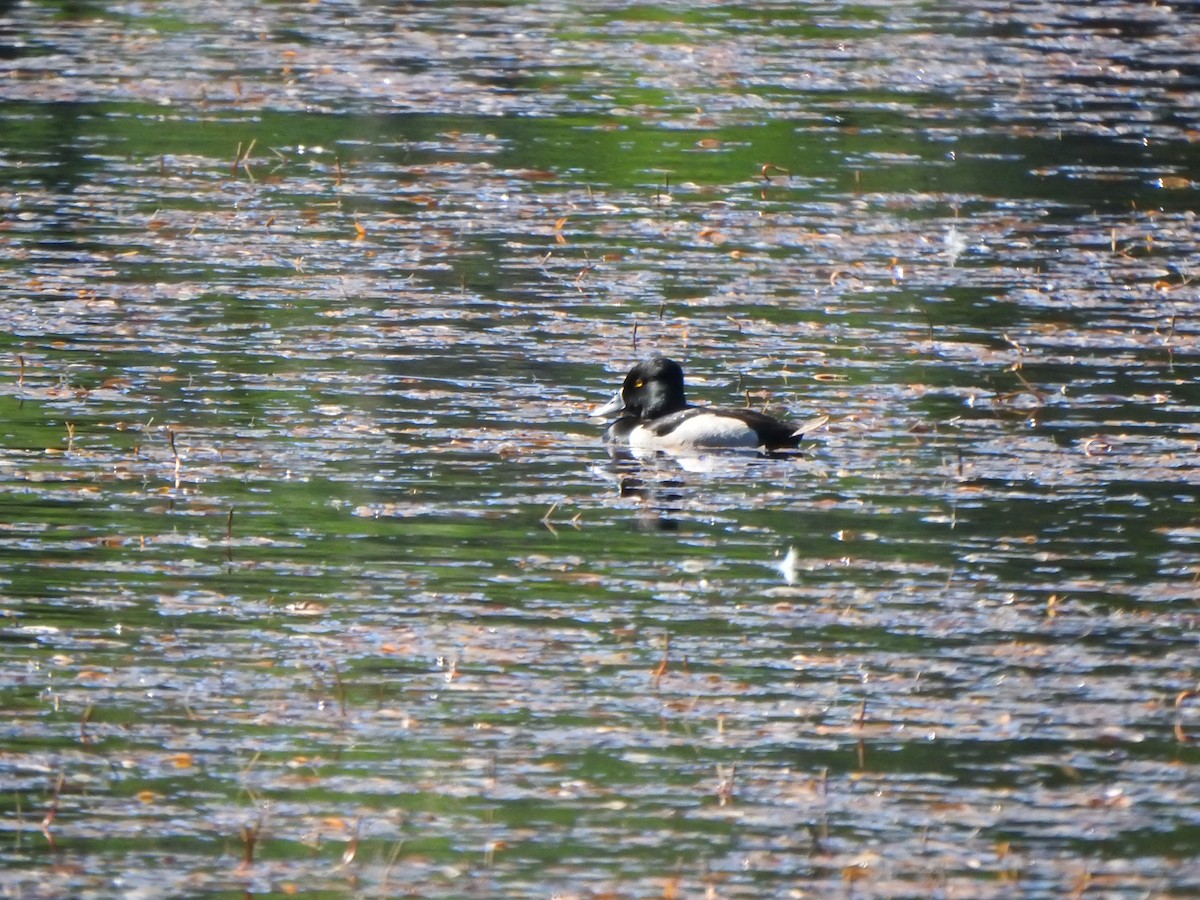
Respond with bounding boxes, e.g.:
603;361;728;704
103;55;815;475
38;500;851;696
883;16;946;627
791;415;829;438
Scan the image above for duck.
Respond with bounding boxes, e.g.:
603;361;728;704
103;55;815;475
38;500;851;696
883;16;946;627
590;357;825;453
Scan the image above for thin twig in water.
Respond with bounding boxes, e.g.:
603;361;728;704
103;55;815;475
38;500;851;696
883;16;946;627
80;701;94;743
239;818;262;871
716;764;736;806
651;632;670;684
380;836;407;893
332;660;347;718
238;139;257;182
168;429;181;489
41;772;64;850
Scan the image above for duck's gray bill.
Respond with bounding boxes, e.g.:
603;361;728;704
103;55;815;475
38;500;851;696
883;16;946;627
590;391;626;418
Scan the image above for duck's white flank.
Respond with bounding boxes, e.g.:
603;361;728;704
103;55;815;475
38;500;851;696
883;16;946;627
628;414;763;450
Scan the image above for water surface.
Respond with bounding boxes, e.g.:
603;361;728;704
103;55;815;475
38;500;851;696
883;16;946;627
1;0;1199;896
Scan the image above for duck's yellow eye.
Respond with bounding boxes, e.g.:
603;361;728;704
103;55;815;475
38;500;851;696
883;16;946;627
634;379;644;388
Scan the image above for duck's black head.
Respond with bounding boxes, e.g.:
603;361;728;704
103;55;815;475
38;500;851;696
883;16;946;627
591;356;691;422
617;357;689;420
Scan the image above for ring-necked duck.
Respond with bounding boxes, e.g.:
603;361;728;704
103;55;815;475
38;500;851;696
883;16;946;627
591;357;825;452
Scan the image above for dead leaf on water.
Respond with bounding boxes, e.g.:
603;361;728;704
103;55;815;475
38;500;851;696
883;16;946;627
282;600;327;617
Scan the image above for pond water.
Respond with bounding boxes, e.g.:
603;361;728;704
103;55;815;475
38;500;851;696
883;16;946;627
1;0;1199;896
